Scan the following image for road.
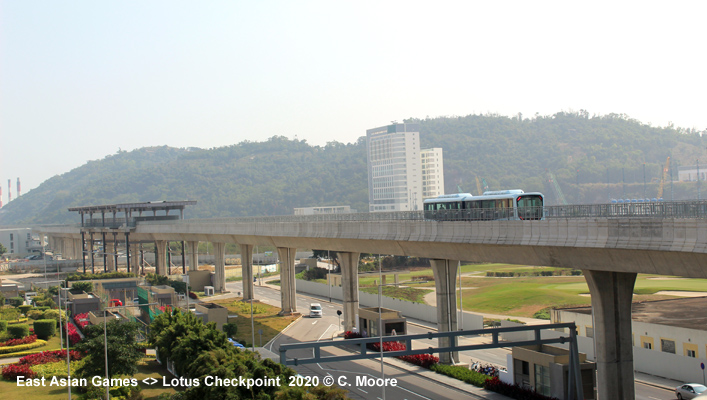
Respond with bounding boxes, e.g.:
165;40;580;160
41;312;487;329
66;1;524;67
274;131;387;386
224;279;677;399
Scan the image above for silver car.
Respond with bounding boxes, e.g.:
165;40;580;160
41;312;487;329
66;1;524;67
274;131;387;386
675;383;707;399
309;303;322;318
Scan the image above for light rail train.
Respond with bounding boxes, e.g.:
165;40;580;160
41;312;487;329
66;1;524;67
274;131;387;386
423;190;544;221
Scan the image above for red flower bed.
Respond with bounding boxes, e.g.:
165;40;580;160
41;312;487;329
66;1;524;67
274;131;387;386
344;331;363;339
73;312;90;331
0;335;37;347
2;364;36;381
19;349;83;366
64;323;81;345
368;340;440;369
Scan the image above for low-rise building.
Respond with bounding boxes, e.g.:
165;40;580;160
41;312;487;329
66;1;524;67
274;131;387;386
194;302;229;330
553;296;707;383
510;345;596;399
358;307;407;337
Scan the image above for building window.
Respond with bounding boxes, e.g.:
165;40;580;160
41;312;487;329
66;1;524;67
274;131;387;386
687;349;697;358
586;326;594;338
534;364;551;396
661;339;676;354
643;342;652;350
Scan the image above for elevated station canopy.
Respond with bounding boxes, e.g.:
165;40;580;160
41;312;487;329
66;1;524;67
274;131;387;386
69;200;197;228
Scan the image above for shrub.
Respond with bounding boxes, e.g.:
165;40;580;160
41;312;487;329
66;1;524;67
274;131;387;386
0;334;37;347
18;305;32;315
2;363;37;380
42;309;67;327
223;322;238;338
64;323;81;345
0;339;47;354
19;349;83;366
30;361;69;379
33;320;57;340
188;291;198;300
483;377;560;400
532;308;551;320
27;310;44;320
431;364;490;387
0;320;6;332
7;324;29;339
8;297;24;307
70;281;93;293
35;306;50;312
0;307;21;321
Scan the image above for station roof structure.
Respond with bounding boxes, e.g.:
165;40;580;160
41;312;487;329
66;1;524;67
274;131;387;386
68;200;197;214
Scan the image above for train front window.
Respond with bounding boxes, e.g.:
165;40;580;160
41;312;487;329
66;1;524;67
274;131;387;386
517;195;543;220
517;195;543;208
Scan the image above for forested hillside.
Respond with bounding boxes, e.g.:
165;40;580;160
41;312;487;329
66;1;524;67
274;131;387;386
1;111;704;225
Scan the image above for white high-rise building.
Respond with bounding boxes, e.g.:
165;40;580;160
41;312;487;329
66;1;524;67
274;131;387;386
366;123;423;212
421;148;445;199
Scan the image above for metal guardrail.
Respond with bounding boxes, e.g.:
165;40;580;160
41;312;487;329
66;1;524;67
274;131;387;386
135;200;707;224
35;200;707;233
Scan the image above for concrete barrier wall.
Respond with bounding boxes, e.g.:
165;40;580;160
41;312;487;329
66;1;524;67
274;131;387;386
634;346;707;383
295;279;483;330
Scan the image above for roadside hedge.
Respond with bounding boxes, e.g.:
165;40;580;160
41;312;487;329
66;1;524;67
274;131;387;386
33;319;57;340
0;320;7;332
7;324;30;339
0;339;47;354
430;364;490;387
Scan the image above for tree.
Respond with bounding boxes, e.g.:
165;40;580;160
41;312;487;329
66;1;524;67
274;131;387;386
71;281;93;293
0;242;6;257
75;320;143;379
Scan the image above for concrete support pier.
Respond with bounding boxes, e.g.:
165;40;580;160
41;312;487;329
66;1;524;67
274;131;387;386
105;242;115;271
240;244;254;301
430;259;460;364
339;252;361;332
155;240;168;276
277;247;298;315
584;270;637;400
188;241;199;271
213;242;226;293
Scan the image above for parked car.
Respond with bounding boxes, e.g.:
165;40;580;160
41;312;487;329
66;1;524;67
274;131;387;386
108;299;123;307
309;303;322;318
676;383;707;399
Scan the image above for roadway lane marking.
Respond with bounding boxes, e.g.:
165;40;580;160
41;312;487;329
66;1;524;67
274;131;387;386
358;388;368;394
312;320;318;325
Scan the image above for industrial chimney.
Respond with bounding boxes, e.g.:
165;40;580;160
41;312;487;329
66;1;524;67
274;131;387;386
17;178;21;197
0;186;2;208
7;179;10;202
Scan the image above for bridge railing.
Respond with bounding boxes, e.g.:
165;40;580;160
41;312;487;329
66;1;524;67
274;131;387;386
46;200;707;230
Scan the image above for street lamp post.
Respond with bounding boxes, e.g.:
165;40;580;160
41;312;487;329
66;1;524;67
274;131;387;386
378;254;385;400
60;287;73;400
327;250;331;303
250;297;255;351
104;310;110;400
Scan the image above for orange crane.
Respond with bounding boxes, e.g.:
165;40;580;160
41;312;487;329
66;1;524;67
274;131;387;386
657;156;670;199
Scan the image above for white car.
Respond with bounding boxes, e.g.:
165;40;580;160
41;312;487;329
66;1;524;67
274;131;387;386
675;383;707;399
309;303;322;318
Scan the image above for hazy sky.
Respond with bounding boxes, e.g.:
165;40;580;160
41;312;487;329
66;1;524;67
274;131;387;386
2;1;706;199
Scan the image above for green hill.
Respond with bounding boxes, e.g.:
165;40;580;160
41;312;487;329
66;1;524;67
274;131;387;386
1;111;704;225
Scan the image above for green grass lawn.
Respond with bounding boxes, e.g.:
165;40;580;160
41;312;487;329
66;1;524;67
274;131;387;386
360;286;433;303
210;298;298;347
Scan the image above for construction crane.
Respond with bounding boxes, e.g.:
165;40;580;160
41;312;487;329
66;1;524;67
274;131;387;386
547;170;568;205
475;176;489;195
657;156;670;199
